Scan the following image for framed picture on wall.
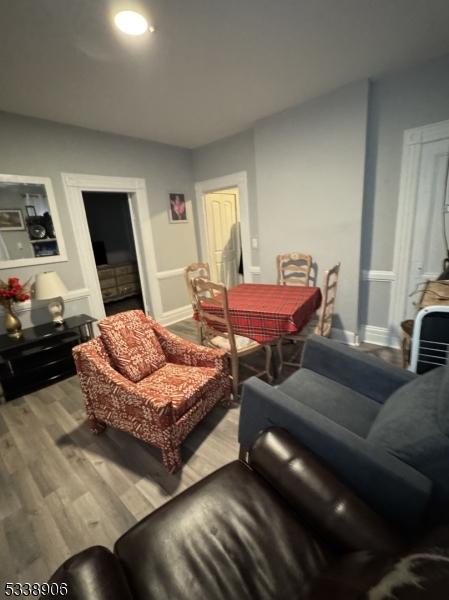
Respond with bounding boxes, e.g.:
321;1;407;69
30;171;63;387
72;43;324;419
0;209;25;231
169;193;188;223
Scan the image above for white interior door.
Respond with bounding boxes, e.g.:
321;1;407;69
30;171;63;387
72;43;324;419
128;194;150;314
405;138;449;316
204;190;241;287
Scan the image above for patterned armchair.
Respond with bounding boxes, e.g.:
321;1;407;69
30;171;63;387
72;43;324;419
73;310;231;472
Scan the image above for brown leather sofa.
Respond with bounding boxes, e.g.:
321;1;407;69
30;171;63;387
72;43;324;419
47;428;449;599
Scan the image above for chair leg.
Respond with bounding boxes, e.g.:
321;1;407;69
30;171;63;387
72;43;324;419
230;354;239;401
264;344;273;383
162;443;182;473
88;414;106;435
276;338;283;377
239;446;248;462
401;335;411;369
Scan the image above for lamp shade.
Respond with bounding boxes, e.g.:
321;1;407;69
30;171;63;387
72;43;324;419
35;271;68;300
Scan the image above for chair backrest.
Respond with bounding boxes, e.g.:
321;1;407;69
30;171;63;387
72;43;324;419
277;253;312;286
410;305;449;374
415;280;449;310
315;263;340;337
191;277;237;355
184;263;211;303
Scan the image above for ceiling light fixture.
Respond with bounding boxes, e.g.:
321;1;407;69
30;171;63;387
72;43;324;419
114;10;153;36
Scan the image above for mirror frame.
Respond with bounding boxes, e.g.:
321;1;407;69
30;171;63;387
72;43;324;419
0;173;68;269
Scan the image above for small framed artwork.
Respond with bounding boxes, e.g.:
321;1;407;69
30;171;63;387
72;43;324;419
0;209;25;231
169;193;188;223
25;205;37;217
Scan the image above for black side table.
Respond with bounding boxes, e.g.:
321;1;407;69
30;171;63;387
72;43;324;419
0;314;96;401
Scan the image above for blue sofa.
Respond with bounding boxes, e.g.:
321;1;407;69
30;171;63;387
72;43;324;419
239;335;449;529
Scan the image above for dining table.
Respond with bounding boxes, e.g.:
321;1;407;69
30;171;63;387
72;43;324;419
198;283;322;344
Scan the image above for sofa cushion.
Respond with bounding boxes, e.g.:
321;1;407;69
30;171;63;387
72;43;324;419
99;311;166;383
368;367;449;497
137;362;220;419
279;368;381;437
115;461;330;600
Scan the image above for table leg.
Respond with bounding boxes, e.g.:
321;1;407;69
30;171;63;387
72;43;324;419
276;338;283;377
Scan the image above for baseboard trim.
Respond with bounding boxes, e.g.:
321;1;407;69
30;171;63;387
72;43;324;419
360;325;400;349
331;328;359;345
159;304;192;326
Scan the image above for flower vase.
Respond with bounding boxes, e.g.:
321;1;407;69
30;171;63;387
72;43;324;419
3;300;22;339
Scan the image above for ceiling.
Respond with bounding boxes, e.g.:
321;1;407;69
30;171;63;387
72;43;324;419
1;0;449;149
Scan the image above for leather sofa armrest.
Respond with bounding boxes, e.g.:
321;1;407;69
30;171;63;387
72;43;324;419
239;377;431;530
248;428;403;554
301;335;416;403
45;546;134;600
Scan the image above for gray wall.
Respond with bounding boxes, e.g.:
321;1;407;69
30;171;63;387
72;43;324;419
360;54;449;328
192;129;260;266
255;81;369;336
0;111;197;331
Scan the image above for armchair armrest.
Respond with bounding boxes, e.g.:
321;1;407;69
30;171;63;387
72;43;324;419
301;335;416;403
239;377;432;530
153;323;228;370
249;428;403;553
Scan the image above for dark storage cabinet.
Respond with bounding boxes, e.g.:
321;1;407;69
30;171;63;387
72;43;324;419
0;314;95;401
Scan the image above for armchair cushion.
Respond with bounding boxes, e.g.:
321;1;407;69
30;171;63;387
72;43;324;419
279;368;381;437
99;311;166;382
368;367;449;498
137;363;220;419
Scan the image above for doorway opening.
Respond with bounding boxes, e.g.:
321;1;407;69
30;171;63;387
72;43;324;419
202;187;243;287
82;191;145;316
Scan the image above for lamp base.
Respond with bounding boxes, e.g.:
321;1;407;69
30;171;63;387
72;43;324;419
48;298;65;325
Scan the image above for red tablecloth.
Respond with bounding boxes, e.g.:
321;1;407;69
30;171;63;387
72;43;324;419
198;283;322;344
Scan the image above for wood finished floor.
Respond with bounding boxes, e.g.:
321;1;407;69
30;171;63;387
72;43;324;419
0;319;401;585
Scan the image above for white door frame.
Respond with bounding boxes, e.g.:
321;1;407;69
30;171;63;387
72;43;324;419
388;119;449;342
195;171;255;283
62;173;163;323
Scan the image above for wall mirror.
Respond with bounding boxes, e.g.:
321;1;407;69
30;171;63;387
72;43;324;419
0;174;67;269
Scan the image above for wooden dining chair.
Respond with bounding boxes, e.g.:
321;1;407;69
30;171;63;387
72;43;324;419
184;262;212;342
191;277;272;400
277;252;313;287
278;263;341;368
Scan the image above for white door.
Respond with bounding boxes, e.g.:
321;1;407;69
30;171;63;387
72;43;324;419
128;194;150;314
405;138;449;317
204;190;241;287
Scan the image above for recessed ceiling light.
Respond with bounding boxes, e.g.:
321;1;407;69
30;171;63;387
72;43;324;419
114;11;152;36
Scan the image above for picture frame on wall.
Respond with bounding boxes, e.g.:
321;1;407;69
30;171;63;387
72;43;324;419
169;193;188;223
0;209;25;231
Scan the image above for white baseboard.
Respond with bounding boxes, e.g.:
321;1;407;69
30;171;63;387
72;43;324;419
360;325;400;349
331;328;359;345
159;304;192;326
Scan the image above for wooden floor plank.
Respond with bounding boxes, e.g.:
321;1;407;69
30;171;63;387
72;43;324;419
0;317;401;583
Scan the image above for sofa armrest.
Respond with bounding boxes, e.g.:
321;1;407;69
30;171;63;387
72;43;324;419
46;546;133;600
301;335;416;403
152;323;228;370
239;377;431;530
249;428;403;553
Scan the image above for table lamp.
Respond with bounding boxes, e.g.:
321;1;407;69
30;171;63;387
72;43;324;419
35;271;68;325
